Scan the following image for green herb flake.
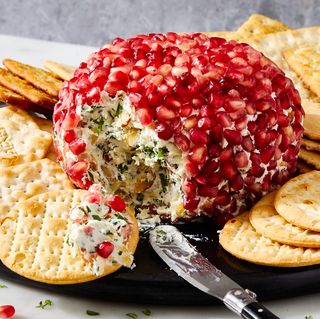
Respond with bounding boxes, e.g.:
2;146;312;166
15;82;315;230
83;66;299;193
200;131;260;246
92;116;105;134
118;164;129;174
36;299;53;309
86;309;100;316
87;170;94;181
143;146;155;157
86;206;91;213
115;103;123;117
159;173;169;190
157;147;168;158
115;213;128;221
0;284;7;288
136;193;144;202
142;309;152;316
305;316;314;319
126;313;138;319
92;215;101;221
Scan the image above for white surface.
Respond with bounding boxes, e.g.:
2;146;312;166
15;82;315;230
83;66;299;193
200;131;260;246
0;34;317;319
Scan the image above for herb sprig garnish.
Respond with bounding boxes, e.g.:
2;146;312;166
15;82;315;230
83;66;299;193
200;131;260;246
142;309;152;316
126;313;138;319
0;284;7;288
86;309;100;316
36;299;53;309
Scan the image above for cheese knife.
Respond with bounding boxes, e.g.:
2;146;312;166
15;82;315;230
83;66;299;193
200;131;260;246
150;225;280;319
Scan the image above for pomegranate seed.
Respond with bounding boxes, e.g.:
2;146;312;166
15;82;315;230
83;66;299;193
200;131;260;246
184;115;198;129
198;185;218;197
69;138;86;155
155;122;173;140
165;96;182;109
224;129;242;145
179;104;193;117
185;160;199;177
63;130;77;143
175;134;190;152
220;160;237;181
156;105;177;121
137;108;153;125
86;86;101;105
183;196;200;212
97;241;114;258
0;305;15;318
104;81;126;95
235;152;248;168
214;190;231;206
62;111;79;130
107;195;126;212
198;117;212;130
182;179;197;196
219;146;233;162
189;128;209;145
207;172;222;186
85;193;102;204
189;145;207;164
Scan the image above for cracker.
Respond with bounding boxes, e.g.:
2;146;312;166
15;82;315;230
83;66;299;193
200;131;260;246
283;47;320;98
237;14;290;36
252;27;320;102
275;171;320;232
220;212;320;267
0;84;33;108
302;99;320;141
0;68;57;109
0;106;52;166
3;59;63;97
250;196;320;248
43;60;75;81
299;148;320;169
0;159;74;221
0;190;139;284
203;31;242;41
301;138;320;152
253;191;276;208
297;159;314;173
32;116;56;161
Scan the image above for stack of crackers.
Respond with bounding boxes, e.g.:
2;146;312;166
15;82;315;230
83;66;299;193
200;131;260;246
220;171;320;267
0;59;75;117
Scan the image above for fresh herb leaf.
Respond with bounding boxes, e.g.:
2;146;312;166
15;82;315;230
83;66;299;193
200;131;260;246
305;316;314;319
0;284;7;288
157;147;168;158
86;309;100;316
86;205;91;213
126;313;138;319
36;299;53;309
115;213;128;221
142;309;152;316
115;103;123;117
92;215;101;221
159;173;169;190
87;170;94;181
105;230;113;235
143;146;154;157
93;116;105;134
118;164;128;174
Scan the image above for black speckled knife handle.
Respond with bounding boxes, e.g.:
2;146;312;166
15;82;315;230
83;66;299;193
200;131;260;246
223;288;280;319
241;302;280;319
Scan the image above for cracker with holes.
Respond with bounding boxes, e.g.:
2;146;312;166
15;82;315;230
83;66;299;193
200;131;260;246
299;148;320;169
3;59;63;97
0;106;52;166
302;99;320;141
0;68;57;108
43;60;75;81
32;117;56;161
275;171;320;232
283;47;320;98
219;212;320;267
0;159;74;221
0;189;139;284
250;192;320;248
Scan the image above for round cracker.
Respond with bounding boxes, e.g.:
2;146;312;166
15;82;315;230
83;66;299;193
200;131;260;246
0;190;139;284
220;212;320;267
275;171;320;231
250;205;320;248
252;191;276;208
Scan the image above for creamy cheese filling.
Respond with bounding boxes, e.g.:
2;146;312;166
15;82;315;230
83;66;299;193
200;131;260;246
68;196;134;275
78;91;186;221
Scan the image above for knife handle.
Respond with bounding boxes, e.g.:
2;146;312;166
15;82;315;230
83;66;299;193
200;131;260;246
223;289;279;319
241;302;280;319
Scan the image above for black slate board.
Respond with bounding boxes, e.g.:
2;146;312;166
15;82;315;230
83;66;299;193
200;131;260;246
1;222;320;305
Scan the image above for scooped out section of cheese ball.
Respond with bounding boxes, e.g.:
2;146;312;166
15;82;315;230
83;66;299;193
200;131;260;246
53;32;304;222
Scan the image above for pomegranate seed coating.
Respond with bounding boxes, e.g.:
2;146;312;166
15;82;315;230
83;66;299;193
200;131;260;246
54;32;304;222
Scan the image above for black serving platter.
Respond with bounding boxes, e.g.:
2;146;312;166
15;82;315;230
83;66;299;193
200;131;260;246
1;221;320;305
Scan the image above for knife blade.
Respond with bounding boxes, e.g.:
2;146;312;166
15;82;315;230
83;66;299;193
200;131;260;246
150;225;280;319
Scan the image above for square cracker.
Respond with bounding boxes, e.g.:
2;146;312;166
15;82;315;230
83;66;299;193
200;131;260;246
301;138;320;152
0;106;52;166
236;14;291;39
301;99;320;141
43;60;75;81
0;68;57;109
0;158;74;221
283;47;320;98
299;148;320;169
3;59;63;97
